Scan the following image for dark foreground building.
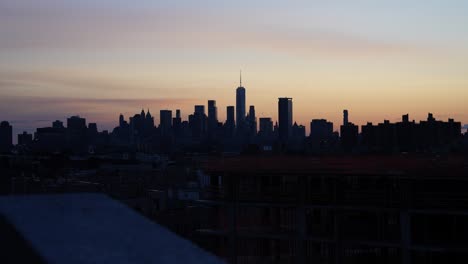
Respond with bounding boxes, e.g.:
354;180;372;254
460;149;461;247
0;193;222;264
195;156;468;264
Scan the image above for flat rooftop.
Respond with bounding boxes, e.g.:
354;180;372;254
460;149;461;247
0;193;223;264
203;155;468;177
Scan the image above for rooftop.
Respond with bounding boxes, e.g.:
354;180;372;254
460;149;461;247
0;193;223;264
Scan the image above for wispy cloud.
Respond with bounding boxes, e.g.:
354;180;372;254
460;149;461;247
0;71;194;98
0;1;426;59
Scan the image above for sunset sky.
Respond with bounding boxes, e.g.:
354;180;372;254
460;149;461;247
1;0;467;138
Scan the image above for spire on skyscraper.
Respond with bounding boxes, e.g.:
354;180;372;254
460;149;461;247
240;70;242;87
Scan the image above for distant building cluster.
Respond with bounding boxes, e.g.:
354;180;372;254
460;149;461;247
0;76;467;155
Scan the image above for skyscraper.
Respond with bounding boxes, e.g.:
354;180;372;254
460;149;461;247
310;119;334;142
173;109;182;136
145;109;154;128
208;100;218;135
66;116;87;151
0;121;13;152
195;105;205;115
278;98;293;142
160;110;173;136
340;110;358;151
192;105;207;138
52;120;64;129
247;105;257;135
236;72;246;129
119;114;125;127
225;106;235;137
18;131;33;146
343;110;349;126
259;118;273;137
67;116;86;130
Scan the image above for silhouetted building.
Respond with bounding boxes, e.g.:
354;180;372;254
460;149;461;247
160;110;173;136
191;106;207;139
289;123;306;152
197;156;468;264
88;123;98;134
309;119;335;152
0;121;13;152
225;106;235;138
362;113;462;153
361;122;377;151
66;116;87;152
259;118;273;137
343;109;349;126
87;123;99;146
119;114;125;127
340;110;358;151
195;105;205;116
278;97;293;143
34;126;66;152
246;105;257;137
67;116;86;130
208;100;218;137
310;119;333;143
236;76;246;129
52;120;64;129
292;122;306;140
173;109;182;137
17;131;33;146
145;109;154;130
129;109;154;142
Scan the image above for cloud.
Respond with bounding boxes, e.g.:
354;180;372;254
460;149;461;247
0;70;196;99
0;1;424;59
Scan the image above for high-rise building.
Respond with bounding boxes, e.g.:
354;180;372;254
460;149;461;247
173;109;182;136
278;98;293;142
66;116;87;152
192;106;207;138
18;131;33;146
310;119;334;142
292;122;306;140
67;116;86;130
0;121;13;151
119;114;125;127
208;100;218;135
88;123;98;133
247;105;257;135
340;110;358;151
145;110;154;128
225;106;235;137
343;110;349;126
160;110;173;136
195;105;205;116
236;73;246;128
53;120;64;129
259;118;273;137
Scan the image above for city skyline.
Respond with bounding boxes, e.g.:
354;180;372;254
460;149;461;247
2;83;468;143
1;0;468;138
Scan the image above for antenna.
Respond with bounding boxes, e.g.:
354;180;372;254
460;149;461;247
240;70;242;87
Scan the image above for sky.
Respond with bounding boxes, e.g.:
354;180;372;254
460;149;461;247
1;0;468;138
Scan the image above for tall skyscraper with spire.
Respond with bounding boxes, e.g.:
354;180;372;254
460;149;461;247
236;71;246;129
